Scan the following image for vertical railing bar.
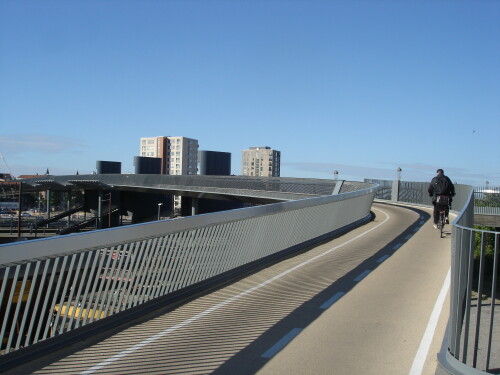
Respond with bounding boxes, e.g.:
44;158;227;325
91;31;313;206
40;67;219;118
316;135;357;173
148;236;167;299
158;233;177;295
90;247;114;323
28;259;50;345
16;261;41;350
178;230;199;289
54;254;77;335
167;232;190;294
232;219;252;268
186;228;206;286
71;251;93;330
69;252;91;328
0;266;11;349
179;229;199;288
209;222;232;276
168;231;189;296
135;238;159;305
225;220;245;270
256;214;274;260
96;245;122;320
473;232;487;368
131;238;156;307
462;228;475;363
164;232;186;294
108;243;132;314
81;249;105;326
225;220;245;271
221;220;240;274
153;236;172;298
485;233;499;371
124;239;149;309
450;225;463;358
114;242;136;313
150;236;169;299
193;226;213;283
157;235;176;297
205;225;225;280
43;255;69;339
202;224;224;280
81;249;107;326
60;253;85;334
5;264;29;352
39;258;60;341
152;237;171;299
129;238;155;307
120;242;140;309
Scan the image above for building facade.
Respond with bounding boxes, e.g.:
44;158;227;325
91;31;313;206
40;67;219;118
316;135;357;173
241;146;281;177
140;136;199;175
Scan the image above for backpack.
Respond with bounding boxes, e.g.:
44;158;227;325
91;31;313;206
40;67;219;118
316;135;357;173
434;176;450;195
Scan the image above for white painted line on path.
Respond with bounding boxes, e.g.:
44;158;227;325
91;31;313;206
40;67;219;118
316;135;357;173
80;208;391;374
408;269;450;375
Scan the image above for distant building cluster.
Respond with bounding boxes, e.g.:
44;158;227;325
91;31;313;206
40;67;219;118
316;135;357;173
134;136;280;213
136;136;281;178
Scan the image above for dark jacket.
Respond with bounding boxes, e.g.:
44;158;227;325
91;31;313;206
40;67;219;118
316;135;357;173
428;175;455;203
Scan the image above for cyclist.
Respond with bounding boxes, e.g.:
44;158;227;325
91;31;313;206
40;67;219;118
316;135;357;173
428;169;455;228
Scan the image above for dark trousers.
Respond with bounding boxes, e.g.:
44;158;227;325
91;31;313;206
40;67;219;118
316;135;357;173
433;203;449;224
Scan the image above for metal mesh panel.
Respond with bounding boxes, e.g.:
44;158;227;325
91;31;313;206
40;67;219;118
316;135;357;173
365;179;392;200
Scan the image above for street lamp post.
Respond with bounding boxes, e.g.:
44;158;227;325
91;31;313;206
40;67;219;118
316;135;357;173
157;203;163;221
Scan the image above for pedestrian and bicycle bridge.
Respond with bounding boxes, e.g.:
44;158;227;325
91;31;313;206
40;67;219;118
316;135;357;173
0;175;498;374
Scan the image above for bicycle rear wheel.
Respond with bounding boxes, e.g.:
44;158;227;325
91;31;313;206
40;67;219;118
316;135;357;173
439;212;445;238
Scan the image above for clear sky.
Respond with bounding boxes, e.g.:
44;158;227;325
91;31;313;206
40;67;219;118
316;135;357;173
0;0;498;186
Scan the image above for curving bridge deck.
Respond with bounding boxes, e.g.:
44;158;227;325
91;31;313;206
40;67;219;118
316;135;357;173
0;175;497;374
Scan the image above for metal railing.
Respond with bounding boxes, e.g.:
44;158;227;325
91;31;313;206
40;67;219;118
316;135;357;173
441;188;499;374
0;181;376;362
474;186;500;216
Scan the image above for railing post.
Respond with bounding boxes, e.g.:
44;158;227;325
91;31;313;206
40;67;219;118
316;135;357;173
391;180;399;202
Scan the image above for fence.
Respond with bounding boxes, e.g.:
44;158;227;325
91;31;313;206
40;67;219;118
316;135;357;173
442;188;499;374
0;182;376;365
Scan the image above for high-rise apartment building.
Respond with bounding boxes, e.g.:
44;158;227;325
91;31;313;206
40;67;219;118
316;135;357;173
241;146;281;177
140;136;199;175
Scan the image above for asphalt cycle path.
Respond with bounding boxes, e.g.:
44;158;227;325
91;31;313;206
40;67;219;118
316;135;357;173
21;202;451;375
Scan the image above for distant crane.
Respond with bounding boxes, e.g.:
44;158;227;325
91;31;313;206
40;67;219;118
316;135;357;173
0;151;16;180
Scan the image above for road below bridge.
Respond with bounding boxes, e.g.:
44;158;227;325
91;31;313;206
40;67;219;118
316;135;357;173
19;202;451;375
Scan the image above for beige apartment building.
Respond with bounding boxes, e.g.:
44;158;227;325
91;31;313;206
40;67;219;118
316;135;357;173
241;146;281;177
140;136;199;175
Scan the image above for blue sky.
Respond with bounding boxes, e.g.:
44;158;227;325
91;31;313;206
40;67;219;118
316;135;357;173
0;0;498;186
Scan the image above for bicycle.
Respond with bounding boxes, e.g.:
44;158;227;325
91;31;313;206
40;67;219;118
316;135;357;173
435;194;451;238
436;206;447;238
